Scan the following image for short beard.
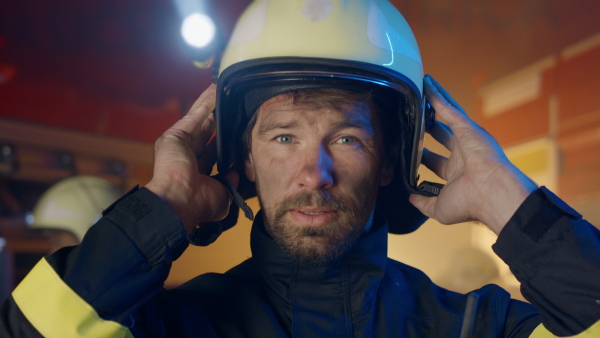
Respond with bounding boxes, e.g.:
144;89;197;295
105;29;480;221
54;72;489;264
258;187;377;266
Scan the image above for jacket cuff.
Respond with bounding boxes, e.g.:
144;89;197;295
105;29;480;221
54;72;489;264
103;186;189;264
492;186;580;280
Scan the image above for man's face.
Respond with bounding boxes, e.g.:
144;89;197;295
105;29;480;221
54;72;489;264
244;90;393;265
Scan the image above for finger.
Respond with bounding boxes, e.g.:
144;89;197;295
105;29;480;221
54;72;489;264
197;132;218;175
192;113;216;155
189;82;218;114
424;75;470;128
420;148;449;181
170;84;217;139
428;120;455;152
168;84;217;156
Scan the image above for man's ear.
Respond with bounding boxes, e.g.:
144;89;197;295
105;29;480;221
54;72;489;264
244;150;256;182
380;161;394;187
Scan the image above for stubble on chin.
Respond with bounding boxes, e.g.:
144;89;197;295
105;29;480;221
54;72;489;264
260;190;375;265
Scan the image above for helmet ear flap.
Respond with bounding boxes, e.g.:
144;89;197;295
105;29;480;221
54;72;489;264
374;92;429;234
377;176;428;234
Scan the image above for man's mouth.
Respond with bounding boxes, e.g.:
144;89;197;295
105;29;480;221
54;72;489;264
299;211;328;216
289;208;337;227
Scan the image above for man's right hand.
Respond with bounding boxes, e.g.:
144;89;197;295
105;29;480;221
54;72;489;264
145;84;238;233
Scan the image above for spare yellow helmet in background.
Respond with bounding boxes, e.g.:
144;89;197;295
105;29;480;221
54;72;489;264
203;0;433;244
29;176;120;242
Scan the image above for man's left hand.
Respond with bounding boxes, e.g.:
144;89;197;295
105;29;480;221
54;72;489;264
409;75;538;235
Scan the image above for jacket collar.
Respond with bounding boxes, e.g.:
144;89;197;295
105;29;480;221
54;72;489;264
249;211;389;335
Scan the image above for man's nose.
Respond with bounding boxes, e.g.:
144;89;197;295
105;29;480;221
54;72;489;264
296;144;334;190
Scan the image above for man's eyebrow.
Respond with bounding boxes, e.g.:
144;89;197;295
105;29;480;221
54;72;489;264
334;117;375;134
257;121;299;134
256;112;375;135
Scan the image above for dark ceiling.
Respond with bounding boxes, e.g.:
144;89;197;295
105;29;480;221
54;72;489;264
1;0;600;143
0;0;250;105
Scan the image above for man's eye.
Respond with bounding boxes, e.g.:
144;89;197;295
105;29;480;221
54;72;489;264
338;136;355;144
276;135;294;143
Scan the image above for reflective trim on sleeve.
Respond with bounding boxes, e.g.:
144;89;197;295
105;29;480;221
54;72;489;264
12;258;133;338
530;321;600;337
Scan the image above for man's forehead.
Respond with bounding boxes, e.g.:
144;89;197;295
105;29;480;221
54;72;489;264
258;90;374;116
254;91;377;135
259;92;320;112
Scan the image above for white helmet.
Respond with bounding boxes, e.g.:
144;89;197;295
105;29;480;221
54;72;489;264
29;176;120;242
194;0;436;245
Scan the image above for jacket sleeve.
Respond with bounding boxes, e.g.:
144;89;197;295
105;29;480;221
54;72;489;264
0;187;189;337
493;186;600;337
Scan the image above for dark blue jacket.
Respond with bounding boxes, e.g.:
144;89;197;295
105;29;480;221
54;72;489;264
1;187;599;337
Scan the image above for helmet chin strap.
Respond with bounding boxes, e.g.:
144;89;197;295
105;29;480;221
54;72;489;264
212;172;254;221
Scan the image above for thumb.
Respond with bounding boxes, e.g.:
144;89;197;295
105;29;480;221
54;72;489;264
409;193;436;219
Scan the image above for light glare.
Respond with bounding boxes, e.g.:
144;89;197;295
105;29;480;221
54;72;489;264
181;13;216;48
25;212;34;225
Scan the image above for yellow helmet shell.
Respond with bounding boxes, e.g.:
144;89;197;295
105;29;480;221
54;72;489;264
220;0;423;94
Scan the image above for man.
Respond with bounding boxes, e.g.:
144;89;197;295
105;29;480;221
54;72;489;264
2;0;599;337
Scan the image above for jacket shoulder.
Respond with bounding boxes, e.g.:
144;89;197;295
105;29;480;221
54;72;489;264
382;258;540;337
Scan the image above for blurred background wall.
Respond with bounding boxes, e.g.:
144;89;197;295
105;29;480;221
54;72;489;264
1;0;599;301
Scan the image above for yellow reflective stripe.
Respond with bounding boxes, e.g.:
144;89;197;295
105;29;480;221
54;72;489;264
530;320;600;337
12;258;132;338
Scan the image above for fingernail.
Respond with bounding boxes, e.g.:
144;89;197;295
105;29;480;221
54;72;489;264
424;75;437;95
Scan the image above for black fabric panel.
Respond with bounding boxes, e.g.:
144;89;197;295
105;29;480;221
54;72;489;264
515;187;580;242
115;191;153;222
